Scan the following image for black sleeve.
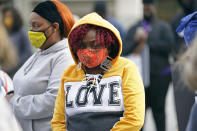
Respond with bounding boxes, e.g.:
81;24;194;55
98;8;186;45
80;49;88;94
148;22;175;55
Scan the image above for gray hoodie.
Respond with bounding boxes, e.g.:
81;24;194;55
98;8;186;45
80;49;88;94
10;39;74;131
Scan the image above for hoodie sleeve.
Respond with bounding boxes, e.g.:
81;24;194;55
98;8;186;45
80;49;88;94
111;62;145;131
51;77;66;131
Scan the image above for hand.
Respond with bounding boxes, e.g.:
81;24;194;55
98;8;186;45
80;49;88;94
133;27;148;54
133;42;146;54
135;27;148;43
5;92;14;102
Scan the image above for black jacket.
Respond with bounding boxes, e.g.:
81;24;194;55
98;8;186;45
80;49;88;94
122;18;175;76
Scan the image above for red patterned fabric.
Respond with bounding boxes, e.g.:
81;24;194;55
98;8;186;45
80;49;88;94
77;48;108;68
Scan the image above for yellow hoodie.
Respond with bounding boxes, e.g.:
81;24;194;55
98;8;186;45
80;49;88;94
51;12;145;131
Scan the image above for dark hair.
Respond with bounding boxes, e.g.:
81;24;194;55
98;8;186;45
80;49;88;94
2;6;23;33
69;24;119;59
32;1;74;38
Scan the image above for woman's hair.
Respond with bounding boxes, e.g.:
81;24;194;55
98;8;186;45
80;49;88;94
32;0;75;38
69;24;119;58
177;36;197;90
51;0;75;38
2;6;23;32
0;24;18;68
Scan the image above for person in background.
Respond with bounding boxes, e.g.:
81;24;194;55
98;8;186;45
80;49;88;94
0;14;21;131
93;0;125;39
51;12;145;131
122;0;174;131
170;1;197;131
176;11;197;131
171;0;197;54
8;1;75;131
0;21;17;96
2;6;32;78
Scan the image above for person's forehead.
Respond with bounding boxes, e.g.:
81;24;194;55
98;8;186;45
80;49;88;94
83;29;97;41
30;12;42;20
29;12;48;24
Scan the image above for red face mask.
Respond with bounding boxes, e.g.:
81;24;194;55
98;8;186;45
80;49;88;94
77;48;108;68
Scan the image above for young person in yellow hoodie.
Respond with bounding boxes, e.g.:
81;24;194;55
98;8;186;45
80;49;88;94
51;12;145;131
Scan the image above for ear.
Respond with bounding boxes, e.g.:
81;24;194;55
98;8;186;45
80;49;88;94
52;22;59;32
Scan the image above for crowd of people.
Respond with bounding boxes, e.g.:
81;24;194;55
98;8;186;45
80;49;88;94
0;0;197;131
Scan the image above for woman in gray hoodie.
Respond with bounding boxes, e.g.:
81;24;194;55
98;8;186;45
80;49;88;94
7;1;75;131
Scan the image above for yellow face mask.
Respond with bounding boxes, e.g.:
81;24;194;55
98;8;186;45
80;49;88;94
4;17;13;29
28;25;52;48
28;31;47;48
